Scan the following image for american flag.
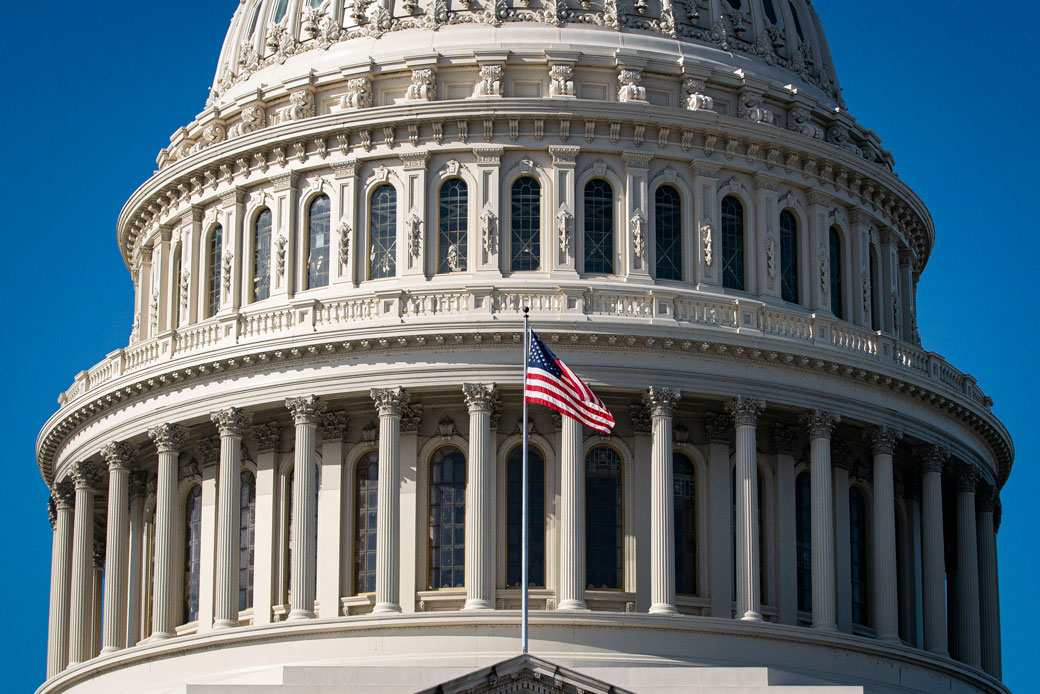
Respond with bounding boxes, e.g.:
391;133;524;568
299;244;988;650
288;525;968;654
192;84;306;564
524;330;615;434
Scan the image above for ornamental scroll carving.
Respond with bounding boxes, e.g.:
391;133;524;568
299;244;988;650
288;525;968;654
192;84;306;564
630;211;647;260
557;209;573;255
617;69;646;103
338;220;351;270
683;78;713;111
549;64;574;97
149;423;186;453
726;396;766;427
340;77;372;110
701;220;714;266
406;68;435;101
371;386;408;417
472;65;503;97
277;89;314;123
462;383;498;412
286;395;326;424
407;214;423;259
222;250;234;296
766;237;777;280
480;209;497;255
211;407;252;437
644;386;681;418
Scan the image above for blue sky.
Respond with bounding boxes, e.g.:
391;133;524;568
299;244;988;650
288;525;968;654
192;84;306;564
2;1;1036;691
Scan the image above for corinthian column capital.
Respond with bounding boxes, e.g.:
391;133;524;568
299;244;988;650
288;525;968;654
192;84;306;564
462;383;497;413
950;461;981;493
286;395;325;425
916;444;950;474
867;426;903;455
800;409;841;440
52;476;76;509
70;461;105;491
148;423;186;453
371;387;408;417
252;421;282;452
975;483;996;513
211;407;253;436
726;396;766;427
645;386;681;418
101;441;137;471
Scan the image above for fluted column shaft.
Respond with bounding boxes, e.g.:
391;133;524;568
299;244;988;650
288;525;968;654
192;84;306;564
869;427;902;642
100;443;134;653
68;462;103;665
149;423;185;640
125;476;145;648
648;387;681;615
47;484;75;677
463;384;497;610
803;410;840;631
919;446;950;656
286;396;322;620
953;465;981;667
371;388;405;613
977;491;1001;678
212;408;251;628
730;397;766;622
557;415;586;610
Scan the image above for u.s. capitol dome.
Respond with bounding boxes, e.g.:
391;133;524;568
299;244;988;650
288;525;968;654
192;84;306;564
38;1;1012;692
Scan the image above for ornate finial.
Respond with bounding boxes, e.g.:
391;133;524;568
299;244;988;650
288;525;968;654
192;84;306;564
252;421;283;452
149;423;187;453
285;395;325;424
211;407;253;436
629;400;651;435
705;412;733;444
772;423;800;456
70;461;105;490
644;387;681;418
318;410;348;441
101;441;137;471
726;396;766;427
800;410;841;440
371;387;408;417
52;476;76;510
916;444;950;474
867;426;902;455
462;383;498;412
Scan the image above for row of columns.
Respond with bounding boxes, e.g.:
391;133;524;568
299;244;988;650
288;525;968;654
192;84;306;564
45;387;1002;680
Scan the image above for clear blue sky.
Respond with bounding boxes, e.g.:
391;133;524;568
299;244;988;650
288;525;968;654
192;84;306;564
2;2;1036;691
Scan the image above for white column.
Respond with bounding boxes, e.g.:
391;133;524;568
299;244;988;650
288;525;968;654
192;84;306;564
251;422;282;625
832;448;852;634
801;410;840;631
212;408;251;628
977;488;1002;678
868;426;903;643
463;384;497;610
91;541;104;657
773;425;799;626
68;461;104;665
286;396;323;620
557;414;587;610
953;463;982;668
195;439;219;632
125;474;146;648
47;481;76;677
100;442;135;653
147;423;185;640
919;445;950;656
706;414;734;618
728;397;766;622
646;387;681;615
317;411;347;619
371;387;406;613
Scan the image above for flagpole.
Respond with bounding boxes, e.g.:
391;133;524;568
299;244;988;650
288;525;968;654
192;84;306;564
521;306;530;655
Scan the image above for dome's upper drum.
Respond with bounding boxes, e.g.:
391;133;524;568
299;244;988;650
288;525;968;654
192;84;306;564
212;0;842;108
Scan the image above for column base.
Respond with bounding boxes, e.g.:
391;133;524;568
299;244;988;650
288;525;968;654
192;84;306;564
100;646;122;655
213;618;239;629
147;632;174;643
373;602;401;614
740;610;764;622
463;599;494;611
287;609;316;621
812;621;838;632
556;599;589;611
649;603;678;615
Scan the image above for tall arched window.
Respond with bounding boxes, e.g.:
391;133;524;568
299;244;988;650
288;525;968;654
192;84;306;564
354;451;379;594
673;452;697;595
438;179;468;273
788;1;806;41
273;0;289;23
829;226;845;319
428;446;466;590
506;445;545;588
583;180;614;274
850;486;870;626
207;225;223;318
721;196;745;291
780;210;799;304
795;471;812;612
246;1;263;38
252;209;272;301
306;195;330;289
240;470;256;610
369;185;397;279
869;248;880;331
655;186;682;281
510;177;541;271
586;445;622;590
172;248;183;329
183;485;203;623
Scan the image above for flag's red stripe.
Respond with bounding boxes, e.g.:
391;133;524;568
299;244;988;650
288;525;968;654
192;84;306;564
524;383;614;429
524;393;613;434
524;372;614;424
526;367;611;415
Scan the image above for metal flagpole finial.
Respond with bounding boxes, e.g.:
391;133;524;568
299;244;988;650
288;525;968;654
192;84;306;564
523;306;530;316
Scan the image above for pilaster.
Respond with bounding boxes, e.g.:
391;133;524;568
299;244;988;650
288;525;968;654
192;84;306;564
251;422;282;625
754;175;781;299
400;151;429;277
331;161;359;287
691;162;721;288
706;412;733;618
773;424;799;626
622;151;652;280
549;146;579;275
317;411;347;618
473;146;505;275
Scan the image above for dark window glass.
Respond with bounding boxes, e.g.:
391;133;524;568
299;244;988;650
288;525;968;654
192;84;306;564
830;226;844;319
183;485;202;623
583;180;614;274
586;446;622;590
674;452;697;595
655;185;682;281
722;196;745;290
208;226;223;318
869;250;880;331
506;445;545;588
789;1;806;40
763;0;778;24
510;177;541;271
354;451;379;594
240;470;256;610
253;209;272;301
429;446;466;590
850;486;870;626
438;179;468;273
796;471;812;612
247;2;263;38
780;210;800;304
369;185;397;279
273;0;289;23
727;0;742;8
307;195;330;289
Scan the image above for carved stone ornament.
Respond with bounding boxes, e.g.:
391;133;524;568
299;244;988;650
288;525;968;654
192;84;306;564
437;417;458;438
787;105;823;139
629;400;651;435
252;421;282;452
286;395;325;424
401;402;423;432
361;421;379;443
557;208;573;255
101;441;137;471
463;382;497;412
406;68;435;101
211;407;253;437
196;435;220;466
549;64;574;97
705;412;733;444
950;461;981;493
630;211;647;260
149;288;159;335
644;386;681;418
861;270;871;316
71;461;105;491
682;78;713;111
726;396;766;427
52;477;76;509
149;422;187;453
801;410;841;440
277;88;314;123
222;250;234;296
819;248;829;295
338;220;351;269
617;68;646;103
179;270;191;314
772;423;799;456
867;426;902;455
481;209;497;255
276;234;288;278
766;237;777;280
701;220;714;266
371;386;409;417
737;91;774;125
473;64;503;97
318;410;348;440
340;76;373;110
407;214;423;259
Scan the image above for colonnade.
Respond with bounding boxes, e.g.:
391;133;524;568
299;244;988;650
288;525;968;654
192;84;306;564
44;387;1003;681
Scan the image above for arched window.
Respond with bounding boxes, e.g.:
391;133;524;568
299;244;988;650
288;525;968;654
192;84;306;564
506;445;545;588
273;0;289;23
428;446;466;590
183;485;203;623
253;209;272;301
850;486;870;626
655;186;682;281
172;248;183;329
780;210;799;304
585;445;622;590
795;471;812;612
438;179;468;273
721;196;745;291
673;452;697;595
510;177;541;271
207;225;223;318
246;2;263;38
306;195;330;289
239;470;256;610
583;180;614;274
869;248;880;331
369;185;397;279
763;0;779;24
829;226;845;319
789;1;806;41
354;451;379;594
